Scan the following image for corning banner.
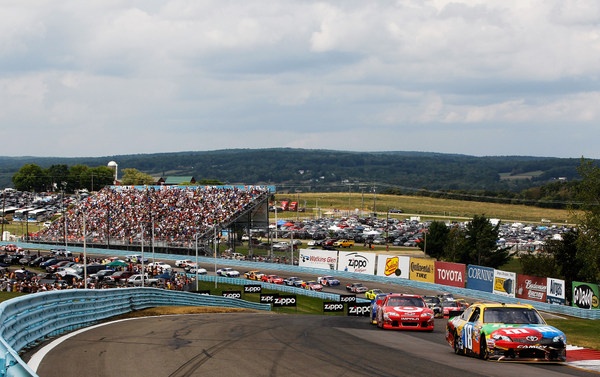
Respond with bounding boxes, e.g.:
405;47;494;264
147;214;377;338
408;257;435;283
493;269;516;297
546;277;566;305
572;281;600;309
298;249;338;270
466;265;494;293
516;274;547;302
337;251;376;274
376;254;410;279
434;261;466;288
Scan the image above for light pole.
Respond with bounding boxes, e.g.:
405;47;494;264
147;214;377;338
195;233;199;291
213;226;218;288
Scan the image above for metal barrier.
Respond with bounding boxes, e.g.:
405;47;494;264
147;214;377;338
0;288;271;377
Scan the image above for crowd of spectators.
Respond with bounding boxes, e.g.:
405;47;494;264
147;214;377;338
32;185;269;247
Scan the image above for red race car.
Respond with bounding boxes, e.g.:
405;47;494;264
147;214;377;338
376;294;435;331
261;274;284;284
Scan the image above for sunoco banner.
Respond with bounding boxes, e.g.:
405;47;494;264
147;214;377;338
434;261;466;288
298;249;338;270
572;281;600;309
546;277;565;305
516;274;547;302
466;265;494;293
493;269;516;297
376;254;409;279
409;257;435;283
337;251;376;274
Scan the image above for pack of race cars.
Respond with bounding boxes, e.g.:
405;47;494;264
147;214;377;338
240;269;567;363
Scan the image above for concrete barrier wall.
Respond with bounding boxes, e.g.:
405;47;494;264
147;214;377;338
0;288;270;377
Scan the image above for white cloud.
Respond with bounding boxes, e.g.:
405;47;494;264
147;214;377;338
0;0;599;158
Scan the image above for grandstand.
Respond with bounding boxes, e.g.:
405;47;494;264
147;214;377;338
31;185;273;256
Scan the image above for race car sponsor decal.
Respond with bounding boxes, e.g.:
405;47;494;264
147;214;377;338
435;261;466;288
466;264;494;293
409;257;435;283
376;254;409;279
339;294;356;303
338;252;376;274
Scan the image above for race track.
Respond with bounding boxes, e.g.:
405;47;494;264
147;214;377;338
27;313;595;377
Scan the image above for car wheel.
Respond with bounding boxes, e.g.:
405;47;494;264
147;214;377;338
453;332;463;355
479;336;489;360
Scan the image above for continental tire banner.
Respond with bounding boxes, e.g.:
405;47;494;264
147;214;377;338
493;269;516;297
516;274;547;302
434;261;466;288
572;281;600;309
409;257;435;283
466;265;494;293
298;249;338;270
546;277;566;305
376;254;409;279
337;251;376;274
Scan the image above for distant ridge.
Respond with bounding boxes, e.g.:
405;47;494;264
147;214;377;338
0;148;587;192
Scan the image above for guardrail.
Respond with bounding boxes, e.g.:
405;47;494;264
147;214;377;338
0;288;270;377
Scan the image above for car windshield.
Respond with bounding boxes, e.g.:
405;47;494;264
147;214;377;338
483;307;545;324
386;297;426;307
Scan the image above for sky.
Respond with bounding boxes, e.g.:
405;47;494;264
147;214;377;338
1;1;599;159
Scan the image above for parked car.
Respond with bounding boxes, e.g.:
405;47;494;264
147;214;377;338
107;270;136;283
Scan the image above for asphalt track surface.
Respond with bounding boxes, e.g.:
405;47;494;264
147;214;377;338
27;313;597;377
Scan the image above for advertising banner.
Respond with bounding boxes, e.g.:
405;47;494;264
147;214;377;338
409;257;435;283
298;249;338;270
466;265;494;293
493;269;516;297
434;261;466;288
376;254;410;279
337;251;376;274
572;281;600;309
515;274;547;302
546;277;566;305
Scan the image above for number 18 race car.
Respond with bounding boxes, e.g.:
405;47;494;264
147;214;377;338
446;302;567;362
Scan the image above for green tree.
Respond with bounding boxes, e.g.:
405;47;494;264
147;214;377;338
12;164;47;192
462;214;512;268
443;225;469;263
120;168;155;185
572;159;600;284
418;220;448;260
46;165;69;192
88;166;116;191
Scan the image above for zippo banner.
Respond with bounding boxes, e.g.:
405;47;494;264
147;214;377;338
337;251;376;274
434;261;466;288
298;249;338;270
466;265;494;293
376;254;409;279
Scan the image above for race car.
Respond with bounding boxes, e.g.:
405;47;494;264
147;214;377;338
303;281;323;291
244;270;264;280
375;294;434;331
346;282;368;293
317;275;340;286
216;267;240;277
261;274;284;284
283;276;304;287
441;299;464;318
446;302;567;362
422;295;443;318
365;289;384;300
370;293;389;325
